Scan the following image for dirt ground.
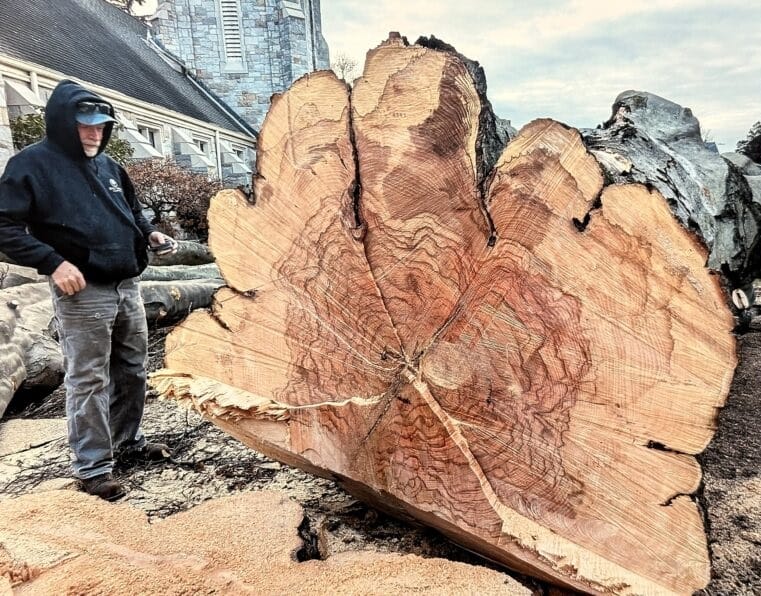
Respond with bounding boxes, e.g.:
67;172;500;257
697;330;761;595
1;323;759;595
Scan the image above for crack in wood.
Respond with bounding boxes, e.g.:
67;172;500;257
405;374;663;595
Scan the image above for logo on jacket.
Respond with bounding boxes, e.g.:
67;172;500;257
108;178;123;194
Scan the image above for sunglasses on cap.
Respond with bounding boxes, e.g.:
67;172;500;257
76;101;112;116
75;101;117;125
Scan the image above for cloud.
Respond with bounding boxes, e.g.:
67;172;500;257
322;1;760;148
139;0;758;149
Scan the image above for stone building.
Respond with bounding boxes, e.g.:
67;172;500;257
149;0;330;128
0;0;260;183
0;0;331;180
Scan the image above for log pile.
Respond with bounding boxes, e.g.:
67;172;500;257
152;35;738;594
0;242;222;417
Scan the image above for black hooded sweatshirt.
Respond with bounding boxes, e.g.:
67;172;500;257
0;80;155;282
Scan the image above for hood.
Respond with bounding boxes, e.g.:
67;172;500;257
44;80;115;159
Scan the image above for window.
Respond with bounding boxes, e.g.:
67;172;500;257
138;126;161;149
195;138;209;154
219;0;243;62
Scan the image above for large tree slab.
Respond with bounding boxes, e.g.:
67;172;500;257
1;275;221;415
152;36;736;595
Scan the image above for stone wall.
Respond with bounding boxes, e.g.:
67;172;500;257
308;0;330;70
152;0;330;130
0;75;15;174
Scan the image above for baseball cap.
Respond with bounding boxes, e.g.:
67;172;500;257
75;101;117;125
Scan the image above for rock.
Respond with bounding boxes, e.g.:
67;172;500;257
583;90;761;282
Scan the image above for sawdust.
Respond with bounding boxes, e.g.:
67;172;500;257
0;490;530;595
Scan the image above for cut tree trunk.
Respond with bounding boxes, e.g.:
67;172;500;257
151;35;736;595
0;263;45;289
147;240;215;267
140;263;221;282
141;279;224;325
0;283;63;417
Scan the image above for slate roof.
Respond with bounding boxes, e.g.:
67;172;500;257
0;0;254;135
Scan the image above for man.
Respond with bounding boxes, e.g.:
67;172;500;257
0;80;174;501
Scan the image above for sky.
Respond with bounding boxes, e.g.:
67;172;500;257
136;1;760;151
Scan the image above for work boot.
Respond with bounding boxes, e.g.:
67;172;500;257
79;473;126;501
119;442;172;463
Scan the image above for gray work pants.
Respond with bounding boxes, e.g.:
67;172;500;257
50;277;148;479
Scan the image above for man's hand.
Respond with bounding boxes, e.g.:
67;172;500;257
51;261;86;295
148;231;178;256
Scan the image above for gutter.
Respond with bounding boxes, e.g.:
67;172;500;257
0;55;255;146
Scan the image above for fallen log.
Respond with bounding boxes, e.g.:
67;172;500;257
150;36;734;595
0;263;45;289
140;263;221;282
1;276;221;415
0;283;63;417
0;297;28;418
582;91;761;284
141;279;224;325
147;240;215;267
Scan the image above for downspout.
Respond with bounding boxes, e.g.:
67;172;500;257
29;72;39;95
214;128;223;179
308;0;317;71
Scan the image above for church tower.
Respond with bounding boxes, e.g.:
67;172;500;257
150;0;330;129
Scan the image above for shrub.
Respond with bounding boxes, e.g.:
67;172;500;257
126;158;223;240
9;112;46;150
